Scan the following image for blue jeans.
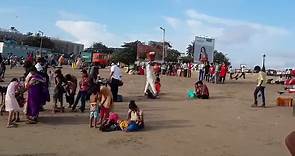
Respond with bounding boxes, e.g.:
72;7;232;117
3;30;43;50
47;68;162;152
72;91;87;112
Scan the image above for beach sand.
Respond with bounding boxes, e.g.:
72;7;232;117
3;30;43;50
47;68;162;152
0;66;294;156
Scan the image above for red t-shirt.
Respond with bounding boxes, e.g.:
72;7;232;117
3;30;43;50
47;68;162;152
209;66;215;75
220;65;228;77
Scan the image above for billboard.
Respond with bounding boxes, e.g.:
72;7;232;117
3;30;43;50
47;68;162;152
194;36;215;64
0;42;3;53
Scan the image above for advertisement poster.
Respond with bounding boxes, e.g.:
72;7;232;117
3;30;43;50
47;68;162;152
194;36;215;64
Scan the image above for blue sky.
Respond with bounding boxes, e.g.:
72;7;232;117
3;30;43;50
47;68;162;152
0;0;294;69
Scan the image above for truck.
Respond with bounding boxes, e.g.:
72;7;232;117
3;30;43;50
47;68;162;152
81;48;110;68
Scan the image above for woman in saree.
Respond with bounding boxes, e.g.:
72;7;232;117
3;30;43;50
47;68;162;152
24;67;47;123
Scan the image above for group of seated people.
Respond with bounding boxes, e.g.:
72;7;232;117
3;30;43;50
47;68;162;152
88;85;144;132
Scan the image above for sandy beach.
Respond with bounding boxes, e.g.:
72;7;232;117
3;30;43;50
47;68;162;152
0;66;294;156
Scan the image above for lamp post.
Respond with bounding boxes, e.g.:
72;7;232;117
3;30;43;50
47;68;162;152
262;54;266;68
160;27;165;62
38;30;44;57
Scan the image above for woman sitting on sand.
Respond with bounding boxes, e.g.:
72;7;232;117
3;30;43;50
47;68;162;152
194;81;209;99
127;100;144;132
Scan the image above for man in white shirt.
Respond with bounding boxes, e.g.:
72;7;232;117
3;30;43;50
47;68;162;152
109;62;122;102
239;66;246;79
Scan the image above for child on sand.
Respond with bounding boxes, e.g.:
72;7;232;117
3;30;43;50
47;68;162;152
5;78;21;128
127;100;144;132
89;86;99;128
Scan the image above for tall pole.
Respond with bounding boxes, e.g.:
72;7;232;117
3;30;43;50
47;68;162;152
38;31;43;57
262;54;266;68
160;27;165;62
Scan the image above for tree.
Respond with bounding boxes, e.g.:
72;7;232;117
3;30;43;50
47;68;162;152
213;50;230;65
112;41;141;65
186;41;194;57
165;49;181;62
91;42;113;54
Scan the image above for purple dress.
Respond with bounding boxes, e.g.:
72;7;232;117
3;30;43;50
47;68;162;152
27;74;46;119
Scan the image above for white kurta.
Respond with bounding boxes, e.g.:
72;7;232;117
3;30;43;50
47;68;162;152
144;63;157;95
5;81;21;112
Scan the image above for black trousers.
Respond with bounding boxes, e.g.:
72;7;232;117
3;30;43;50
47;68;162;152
110;78;120;102
66;93;75;107
239;72;246;79
254;86;265;105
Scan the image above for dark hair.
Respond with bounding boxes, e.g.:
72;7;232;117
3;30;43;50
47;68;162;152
82;69;88;75
29;66;37;72
65;74;72;81
195;80;203;85
156;77;160;82
54;69;62;75
10;78;18;82
129;100;138;111
201;47;206;53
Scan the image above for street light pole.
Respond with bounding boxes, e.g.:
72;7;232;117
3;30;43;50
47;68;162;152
38;31;44;57
262;54;266;68
160;27;165;62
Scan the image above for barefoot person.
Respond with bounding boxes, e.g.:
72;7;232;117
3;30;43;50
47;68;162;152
252;66;267;107
72;69;89;112
98;86;113;125
25;67;46;123
5;78;21;128
89;86;99;128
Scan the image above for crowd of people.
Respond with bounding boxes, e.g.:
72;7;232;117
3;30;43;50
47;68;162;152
1;52;147;132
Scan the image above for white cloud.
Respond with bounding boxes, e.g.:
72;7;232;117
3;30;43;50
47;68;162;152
164;9;292;68
56;20;120;48
163;16;180;29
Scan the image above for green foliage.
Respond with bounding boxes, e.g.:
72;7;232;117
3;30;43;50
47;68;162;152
91;42;113;54
213;50;230;65
181;55;194;63
112;41;140;65
186;41;194;57
165;49;181;62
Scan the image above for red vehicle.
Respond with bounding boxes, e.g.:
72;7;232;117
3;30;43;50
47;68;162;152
92;53;109;68
81;48;110;68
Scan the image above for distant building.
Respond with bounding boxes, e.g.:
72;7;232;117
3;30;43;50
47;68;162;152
51;38;84;55
0;40;52;57
0;27;84;55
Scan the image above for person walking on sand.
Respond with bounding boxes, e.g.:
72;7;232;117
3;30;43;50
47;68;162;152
109;62;122;102
252;66;267;107
219;63;228;84
72;69;89;112
144;52;157;97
